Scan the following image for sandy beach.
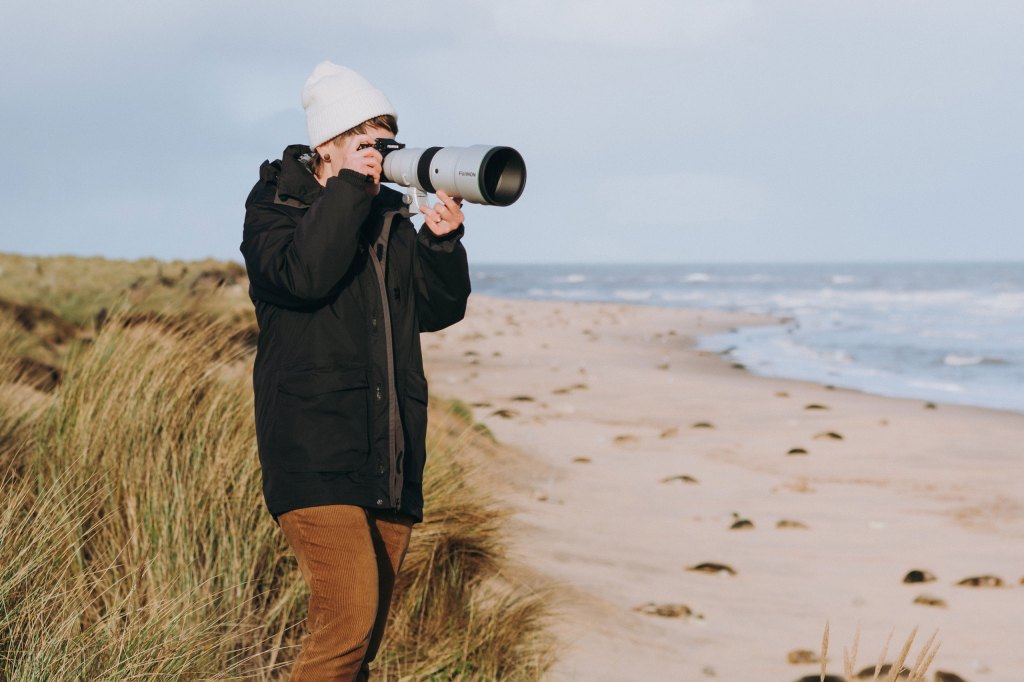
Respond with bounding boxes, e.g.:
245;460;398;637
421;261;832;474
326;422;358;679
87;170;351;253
423;294;1024;681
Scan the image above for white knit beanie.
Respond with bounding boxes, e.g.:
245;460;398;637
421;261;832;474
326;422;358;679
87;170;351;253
302;61;397;150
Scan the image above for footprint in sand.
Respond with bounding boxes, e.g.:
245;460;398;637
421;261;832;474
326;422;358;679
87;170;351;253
691;421;714;429
924;402;938;409
803;403;829;410
656;362;670;370
470;401;492;408
957;575;1003;587
913;594;947;608
489;408;518;419
730;362;746;370
934;672;971;682
660;474;699;484
776;519;809;529
854;664;910;679
786;447;808;455
730;517;754;530
686;562;736;576
903;569;937;584
613;434;639;445
510;395;535;402
572;456;592;464
552;382;588;395
463;349;479;357
775;391;790;398
633;602;698;619
659;427;679;439
787;649;819;664
813;431;844;440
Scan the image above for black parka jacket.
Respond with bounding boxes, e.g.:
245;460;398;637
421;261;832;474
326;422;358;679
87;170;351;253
240;144;471;525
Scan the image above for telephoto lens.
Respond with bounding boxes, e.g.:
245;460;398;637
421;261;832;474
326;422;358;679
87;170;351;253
381;144;526;206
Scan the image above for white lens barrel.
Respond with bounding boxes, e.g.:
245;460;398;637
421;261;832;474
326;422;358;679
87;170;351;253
382;144;526;206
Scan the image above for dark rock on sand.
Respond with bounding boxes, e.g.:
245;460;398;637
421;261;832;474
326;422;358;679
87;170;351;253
730;518;754;530
903;569;937;584
787;447;809;455
813;431;844;440
795;676;845;682
777;519;809;529
804;403;829;410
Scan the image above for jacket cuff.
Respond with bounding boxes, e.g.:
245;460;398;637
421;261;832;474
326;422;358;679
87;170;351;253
419;222;465;248
329;167;375;189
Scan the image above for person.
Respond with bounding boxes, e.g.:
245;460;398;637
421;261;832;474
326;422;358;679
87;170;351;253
239;61;471;681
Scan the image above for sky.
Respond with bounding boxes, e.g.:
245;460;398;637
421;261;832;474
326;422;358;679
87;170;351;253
1;1;1022;264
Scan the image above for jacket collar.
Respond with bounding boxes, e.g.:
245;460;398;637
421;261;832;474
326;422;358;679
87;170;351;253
275;144;407;213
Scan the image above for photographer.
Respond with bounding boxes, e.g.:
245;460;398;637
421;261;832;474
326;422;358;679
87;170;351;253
239;61;471;681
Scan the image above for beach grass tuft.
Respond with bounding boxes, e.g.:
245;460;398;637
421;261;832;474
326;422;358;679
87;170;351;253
0;252;552;680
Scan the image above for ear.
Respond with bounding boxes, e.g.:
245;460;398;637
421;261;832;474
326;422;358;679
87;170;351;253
314;140;333;158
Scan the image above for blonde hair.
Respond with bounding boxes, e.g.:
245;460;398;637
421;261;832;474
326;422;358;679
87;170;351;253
308;114;398;177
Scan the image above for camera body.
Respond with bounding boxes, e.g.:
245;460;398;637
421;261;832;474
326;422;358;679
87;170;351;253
357;138;405;158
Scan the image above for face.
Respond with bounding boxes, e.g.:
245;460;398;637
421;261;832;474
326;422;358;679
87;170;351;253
315;125;396;192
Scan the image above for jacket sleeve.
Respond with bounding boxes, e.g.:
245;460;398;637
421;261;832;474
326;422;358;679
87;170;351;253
413;222;471;332
240;169;373;307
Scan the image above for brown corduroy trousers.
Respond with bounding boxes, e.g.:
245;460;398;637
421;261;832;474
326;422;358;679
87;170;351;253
278;504;415;682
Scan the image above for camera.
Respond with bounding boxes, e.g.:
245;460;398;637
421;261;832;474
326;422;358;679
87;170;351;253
357;138;406;157
360;138;526;207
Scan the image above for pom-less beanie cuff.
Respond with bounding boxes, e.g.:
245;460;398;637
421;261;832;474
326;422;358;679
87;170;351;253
302;61;396;149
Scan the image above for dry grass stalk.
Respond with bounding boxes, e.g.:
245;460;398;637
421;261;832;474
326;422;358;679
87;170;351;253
0;255;554;680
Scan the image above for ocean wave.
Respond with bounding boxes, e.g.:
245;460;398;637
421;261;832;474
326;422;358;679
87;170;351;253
906;379;964;392
613;288;654;301
943;354;1009;367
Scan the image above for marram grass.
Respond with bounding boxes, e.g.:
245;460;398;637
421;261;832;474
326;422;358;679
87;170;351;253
0;253;553;680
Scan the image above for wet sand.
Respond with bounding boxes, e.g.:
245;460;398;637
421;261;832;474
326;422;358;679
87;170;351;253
424;294;1024;681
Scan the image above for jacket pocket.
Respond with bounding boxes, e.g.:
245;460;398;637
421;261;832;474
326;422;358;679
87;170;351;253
272;365;370;472
402;369;429;483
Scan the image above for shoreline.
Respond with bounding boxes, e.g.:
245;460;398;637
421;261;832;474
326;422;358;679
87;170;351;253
424;294;1024;680
473;291;1024;419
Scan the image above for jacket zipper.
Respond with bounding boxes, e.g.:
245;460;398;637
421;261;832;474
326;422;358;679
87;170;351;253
366;211;403;510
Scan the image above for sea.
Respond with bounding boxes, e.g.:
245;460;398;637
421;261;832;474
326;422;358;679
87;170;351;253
469;262;1024;415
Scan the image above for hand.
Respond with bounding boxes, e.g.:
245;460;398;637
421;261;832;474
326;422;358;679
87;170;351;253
318;134;383;195
422;190;464;236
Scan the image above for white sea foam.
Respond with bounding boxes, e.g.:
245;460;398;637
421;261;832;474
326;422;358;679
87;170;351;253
943;354;1008;367
613;289;654;301
684;272;711;282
